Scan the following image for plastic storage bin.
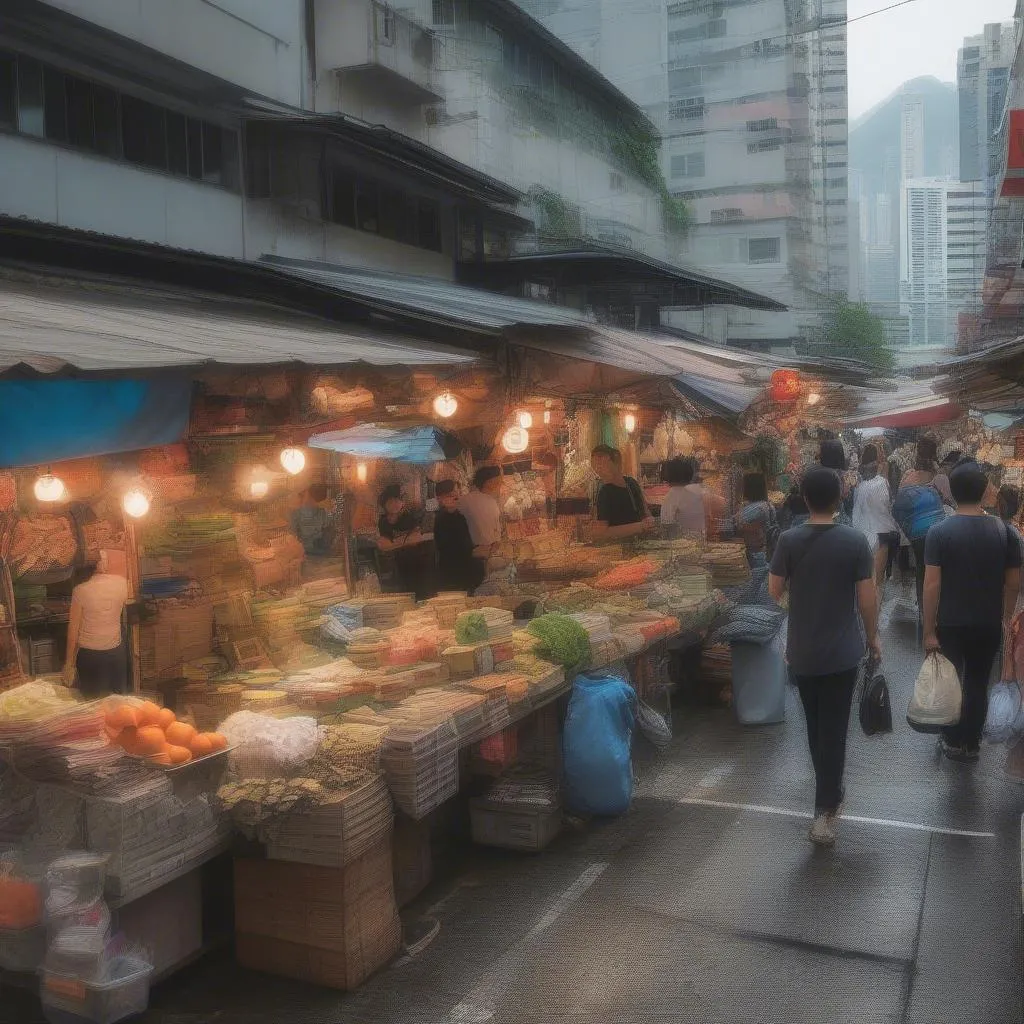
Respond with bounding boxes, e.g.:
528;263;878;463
469;799;562;852
41;957;153;1024
730;640;787;725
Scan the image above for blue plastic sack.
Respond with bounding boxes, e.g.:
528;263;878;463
987;681;1023;744
562;672;637;817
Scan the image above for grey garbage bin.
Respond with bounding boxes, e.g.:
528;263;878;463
730;639;787;725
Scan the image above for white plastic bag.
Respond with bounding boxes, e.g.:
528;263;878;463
984;681;1022;744
636;701;672;751
907;652;962;733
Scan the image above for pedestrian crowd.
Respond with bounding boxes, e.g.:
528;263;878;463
766;435;1022;847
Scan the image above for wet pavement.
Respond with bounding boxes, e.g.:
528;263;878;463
3;582;1022;1023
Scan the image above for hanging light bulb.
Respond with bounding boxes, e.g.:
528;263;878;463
356;462;368;484
806;392;822;407
279;446;306;475
502;425;529;454
248;466;270;500
34;472;67;503
433;391;458;418
122;485;151;519
543;409;551;424
623;412;637;434
517;409;533;429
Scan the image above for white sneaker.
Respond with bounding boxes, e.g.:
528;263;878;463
809;814;836;847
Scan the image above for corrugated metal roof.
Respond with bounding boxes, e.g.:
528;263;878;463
260;256;592;332
0;267;477;375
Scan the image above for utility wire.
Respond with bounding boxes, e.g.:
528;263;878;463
847;0;924;26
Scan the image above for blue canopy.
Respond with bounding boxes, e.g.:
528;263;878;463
308;425;463;464
0;377;191;468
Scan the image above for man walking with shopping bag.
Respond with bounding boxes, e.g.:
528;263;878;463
922;461;1022;762
769;466;881;847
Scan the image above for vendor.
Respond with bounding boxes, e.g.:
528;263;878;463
62;549;130;697
376;484;432;600
459;466;503;581
290;483;334;556
591;445;655;542
433;480;484;594
659;458;708;539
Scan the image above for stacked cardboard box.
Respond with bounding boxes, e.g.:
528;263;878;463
234;836;401;991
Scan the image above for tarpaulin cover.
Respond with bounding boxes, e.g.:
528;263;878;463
308;424;463;464
0;377;191;467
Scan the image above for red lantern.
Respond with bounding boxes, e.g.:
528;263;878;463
770;369;801;404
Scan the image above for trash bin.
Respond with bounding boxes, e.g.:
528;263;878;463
730;640;787;725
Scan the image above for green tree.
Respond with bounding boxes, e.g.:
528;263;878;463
820;298;896;372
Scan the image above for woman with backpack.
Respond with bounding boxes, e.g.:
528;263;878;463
894;435;951;645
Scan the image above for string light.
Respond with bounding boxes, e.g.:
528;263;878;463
356;462;368;483
279;447;306;475
623;412;637;433
433;391;458;418
502;425;529;454
34;472;67;503
517;409;533;429
122;486;151;519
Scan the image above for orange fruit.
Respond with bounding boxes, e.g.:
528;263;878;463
156;708;176;730
165;721;196;748
190;734;213;758
208;732;228;751
137;701;163;726
149;751;172;765
118;727;140;755
166;744;192;765
135;726;166;756
107;704;139;731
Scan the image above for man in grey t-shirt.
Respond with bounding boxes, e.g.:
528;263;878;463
769;466;880;847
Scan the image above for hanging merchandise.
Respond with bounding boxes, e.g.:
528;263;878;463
562;672;636;817
984;681;1022;744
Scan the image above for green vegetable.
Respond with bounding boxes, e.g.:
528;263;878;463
455;611;489;645
526;614;591;671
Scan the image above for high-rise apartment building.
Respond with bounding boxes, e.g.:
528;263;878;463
899;178;987;352
957;22;1015;188
900;96;926;182
515;0;850;350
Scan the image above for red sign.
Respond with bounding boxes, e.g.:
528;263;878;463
1009;110;1024;170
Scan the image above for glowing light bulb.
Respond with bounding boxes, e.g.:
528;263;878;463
433;391;458;418
34;473;66;503
280;447;306;475
122;487;151;519
356;462;368;483
517;410;533;429
807;392;822;406
502;426;529;454
543;410;551;424
249;480;269;499
623;413;637;433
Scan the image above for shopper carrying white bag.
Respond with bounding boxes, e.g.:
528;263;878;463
907;652;962;732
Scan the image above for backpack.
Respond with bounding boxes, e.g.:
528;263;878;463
892;484;944;541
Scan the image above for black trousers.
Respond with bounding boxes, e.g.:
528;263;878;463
937;624;1002;749
76;645;128;698
795;667;859;815
912;537;927;641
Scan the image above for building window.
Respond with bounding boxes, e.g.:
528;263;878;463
747;139;781;154
1;49;239;190
330;170;444;254
671;152;705;178
670;97;705;120
710;208;743;224
748;237;781;263
375;3;396;44
746;117;778;133
432;0;455;25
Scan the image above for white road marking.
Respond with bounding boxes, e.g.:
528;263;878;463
676;796;996;838
441;861;608;1023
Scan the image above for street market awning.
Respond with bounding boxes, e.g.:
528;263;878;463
846;380;962;428
0;266;478;375
308;425;463;464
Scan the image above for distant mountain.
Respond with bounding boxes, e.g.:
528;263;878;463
850;77;959;196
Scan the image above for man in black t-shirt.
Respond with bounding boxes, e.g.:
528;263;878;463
769;465;879;848
591;445;656;542
433;480;483;594
924;462;1022;762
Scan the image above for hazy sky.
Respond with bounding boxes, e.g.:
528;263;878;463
848;0;1017;120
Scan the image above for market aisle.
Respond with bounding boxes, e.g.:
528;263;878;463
3;594;1020;1024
